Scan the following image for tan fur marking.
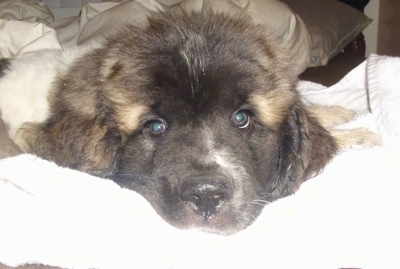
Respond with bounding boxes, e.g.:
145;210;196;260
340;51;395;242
307;105;381;149
332;128;382;149
103;84;150;134
249;90;295;130
100;56;119;79
114;103;149;134
308;105;356;130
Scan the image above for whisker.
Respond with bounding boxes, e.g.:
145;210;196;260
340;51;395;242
251;199;272;206
249;201;266;207
253;199;272;204
241;215;255;227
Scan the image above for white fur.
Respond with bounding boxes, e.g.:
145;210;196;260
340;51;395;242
200;126;249;200
0;50;58;139
0;47;95;145
201;126;249;178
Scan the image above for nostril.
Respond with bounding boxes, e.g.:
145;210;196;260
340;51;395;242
186;193;201;206
213;193;225;203
181;191;202;207
183;192;225;207
180;176;232;219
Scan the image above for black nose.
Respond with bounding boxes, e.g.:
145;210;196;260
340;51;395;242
180;176;232;220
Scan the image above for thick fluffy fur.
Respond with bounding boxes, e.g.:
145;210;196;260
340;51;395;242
0;10;338;234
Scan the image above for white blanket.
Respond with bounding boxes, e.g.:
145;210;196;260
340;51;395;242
1;54;400;269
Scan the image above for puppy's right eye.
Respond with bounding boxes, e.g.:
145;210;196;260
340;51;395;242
147;120;166;135
232;110;251;129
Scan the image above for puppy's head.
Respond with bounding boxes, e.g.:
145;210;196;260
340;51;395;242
22;10;337;234
103;10;337;234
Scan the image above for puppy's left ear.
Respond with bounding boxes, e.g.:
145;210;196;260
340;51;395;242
16;115;123;177
270;102;338;198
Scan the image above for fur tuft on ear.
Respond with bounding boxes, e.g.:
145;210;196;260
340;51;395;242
268;102;338;199
17;113;122;177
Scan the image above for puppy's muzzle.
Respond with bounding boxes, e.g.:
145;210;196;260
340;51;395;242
180;175;233;220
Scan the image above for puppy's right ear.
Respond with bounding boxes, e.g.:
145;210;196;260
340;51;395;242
17;114;122;177
268;102;338;199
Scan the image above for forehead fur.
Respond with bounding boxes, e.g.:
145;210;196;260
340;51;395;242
100;9;296;129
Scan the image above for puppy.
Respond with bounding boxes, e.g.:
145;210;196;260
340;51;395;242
1;9;341;235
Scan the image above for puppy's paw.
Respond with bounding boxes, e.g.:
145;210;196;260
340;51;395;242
308;105;356;130
331;128;382;150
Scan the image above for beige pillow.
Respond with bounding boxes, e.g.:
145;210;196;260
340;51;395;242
77;0;312;74
283;0;372;66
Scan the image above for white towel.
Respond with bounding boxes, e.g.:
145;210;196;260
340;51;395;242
367;54;400;148
299;54;400;149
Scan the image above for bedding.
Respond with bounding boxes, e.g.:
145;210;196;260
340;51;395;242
3;0;313;73
53;0;313;73
1;54;400;269
282;0;372;66
0;0;371;72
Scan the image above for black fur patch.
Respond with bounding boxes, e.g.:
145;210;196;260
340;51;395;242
0;59;10;78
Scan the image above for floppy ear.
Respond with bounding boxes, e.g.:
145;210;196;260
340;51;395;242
17;111;122;177
269;102;338;199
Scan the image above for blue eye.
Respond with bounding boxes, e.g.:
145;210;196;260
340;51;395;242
148;121;166;135
232;110;251;129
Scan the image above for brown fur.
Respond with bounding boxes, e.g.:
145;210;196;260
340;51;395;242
0;115;21;159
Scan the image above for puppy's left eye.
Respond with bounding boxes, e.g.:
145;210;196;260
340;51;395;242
148;120;166;135
232;110;251;129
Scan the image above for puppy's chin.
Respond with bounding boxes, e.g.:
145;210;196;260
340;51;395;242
190;208;262;235
149;198;262;235
113;173;263;235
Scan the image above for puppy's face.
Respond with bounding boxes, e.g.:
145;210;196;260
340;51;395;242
105;11;299;234
113;53;287;234
18;10;337;235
